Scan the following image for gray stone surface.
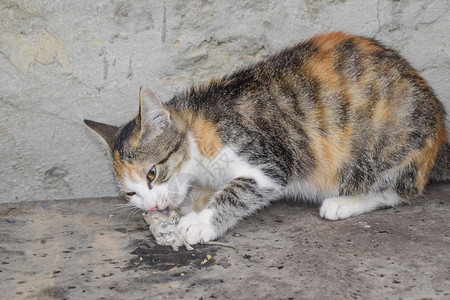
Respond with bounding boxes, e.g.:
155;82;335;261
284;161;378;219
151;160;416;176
0;183;449;299
0;0;449;202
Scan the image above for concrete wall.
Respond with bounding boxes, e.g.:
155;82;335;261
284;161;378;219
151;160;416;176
0;0;449;203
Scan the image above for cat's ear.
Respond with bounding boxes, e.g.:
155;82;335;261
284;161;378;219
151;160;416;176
138;86;170;136
84;119;119;150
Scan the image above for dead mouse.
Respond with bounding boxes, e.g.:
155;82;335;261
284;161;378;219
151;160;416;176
143;210;238;253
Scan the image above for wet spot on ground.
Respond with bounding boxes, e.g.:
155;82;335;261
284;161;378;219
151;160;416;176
124;239;218;271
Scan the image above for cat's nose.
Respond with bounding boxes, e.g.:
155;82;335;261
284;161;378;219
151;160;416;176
148;206;158;212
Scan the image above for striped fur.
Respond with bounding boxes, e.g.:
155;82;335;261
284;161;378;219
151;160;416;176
85;32;449;245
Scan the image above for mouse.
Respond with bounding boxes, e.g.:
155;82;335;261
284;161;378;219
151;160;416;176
143;210;238;253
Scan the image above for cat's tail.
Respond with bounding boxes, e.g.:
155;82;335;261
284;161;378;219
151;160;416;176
429;141;450;183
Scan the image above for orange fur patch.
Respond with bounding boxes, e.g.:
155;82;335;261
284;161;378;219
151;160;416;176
192;187;215;212
128;126;142;149
299;34;357;193
192;115;223;158
310;31;350;53
415;127;447;191
304;54;340;89
303;33;347;96
372;100;392;122
349;34;384;55
306;125;353;193
113;151;143;181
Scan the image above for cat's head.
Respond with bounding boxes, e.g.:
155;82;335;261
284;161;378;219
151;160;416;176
84;87;191;212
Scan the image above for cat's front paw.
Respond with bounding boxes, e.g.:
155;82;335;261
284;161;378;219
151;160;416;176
178;209;218;245
320;196;357;220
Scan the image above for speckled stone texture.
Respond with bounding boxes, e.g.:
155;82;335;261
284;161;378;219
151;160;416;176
1;184;449;299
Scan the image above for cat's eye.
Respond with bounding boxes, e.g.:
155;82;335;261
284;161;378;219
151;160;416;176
147;166;157;189
126;192;136;197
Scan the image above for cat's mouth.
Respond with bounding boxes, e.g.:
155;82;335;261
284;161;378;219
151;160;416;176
143;207;171;216
155;197;172;211
148;206;158;212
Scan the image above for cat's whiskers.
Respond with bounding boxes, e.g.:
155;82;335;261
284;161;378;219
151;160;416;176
111;203;145;222
125;207;143;222
112;203;141;216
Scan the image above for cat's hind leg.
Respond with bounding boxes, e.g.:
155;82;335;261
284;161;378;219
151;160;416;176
319;190;403;220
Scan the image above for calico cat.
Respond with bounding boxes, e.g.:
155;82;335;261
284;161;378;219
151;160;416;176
85;31;449;245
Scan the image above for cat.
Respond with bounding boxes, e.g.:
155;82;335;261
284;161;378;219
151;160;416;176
85;31;449;245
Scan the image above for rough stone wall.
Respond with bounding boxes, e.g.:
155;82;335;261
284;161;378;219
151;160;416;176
0;0;448;202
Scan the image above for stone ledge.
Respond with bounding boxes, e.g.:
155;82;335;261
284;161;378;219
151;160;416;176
1;184;449;299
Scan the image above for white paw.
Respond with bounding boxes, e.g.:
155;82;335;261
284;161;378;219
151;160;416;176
320;196;358;220
177;209;218;245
